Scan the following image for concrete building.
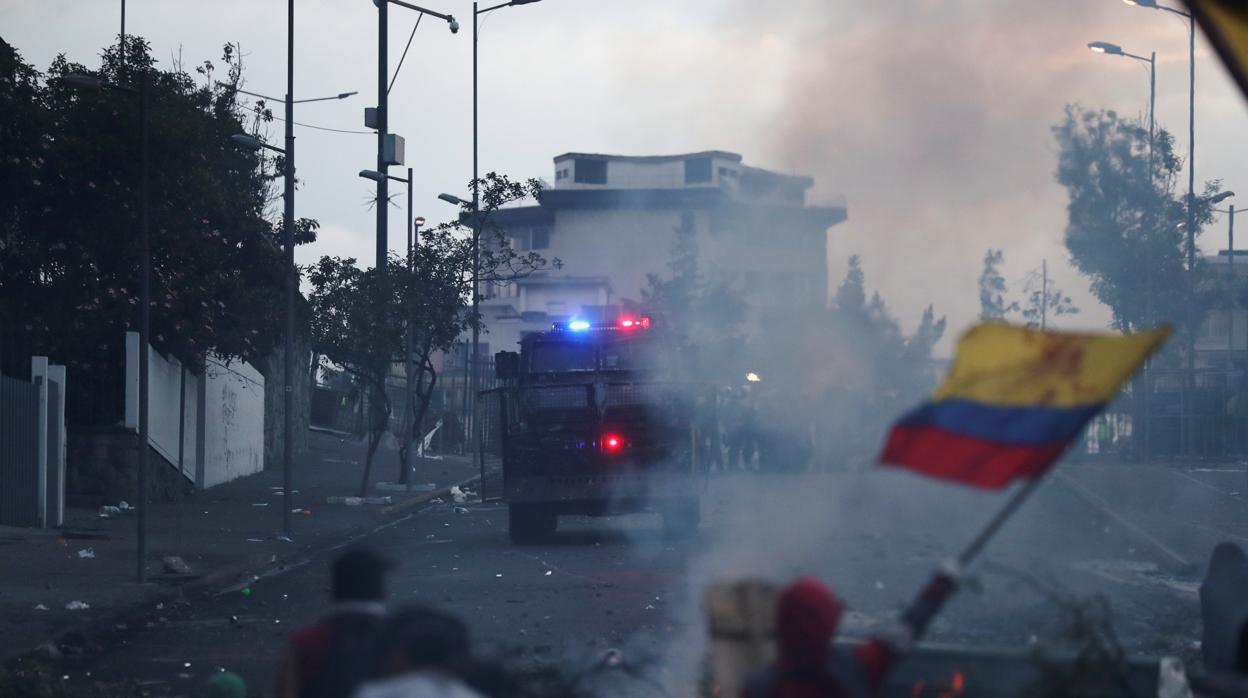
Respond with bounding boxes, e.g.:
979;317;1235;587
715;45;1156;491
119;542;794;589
476;151;848;355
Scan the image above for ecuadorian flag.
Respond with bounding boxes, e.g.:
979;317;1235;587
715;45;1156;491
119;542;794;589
879;323;1169;489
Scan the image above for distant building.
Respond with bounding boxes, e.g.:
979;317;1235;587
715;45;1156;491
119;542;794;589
474;150;848;355
1196;250;1248;376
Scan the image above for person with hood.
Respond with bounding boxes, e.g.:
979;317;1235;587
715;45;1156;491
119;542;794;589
276;547;392;698
352;606;485;698
1193;542;1248;697
744;567;958;698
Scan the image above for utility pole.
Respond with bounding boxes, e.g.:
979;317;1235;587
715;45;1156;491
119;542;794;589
282;0;296;538
137;72;150;583
1041;260;1048;331
404;168;415;485
1185;16;1197;458
376;0;389;275
470;0;481;455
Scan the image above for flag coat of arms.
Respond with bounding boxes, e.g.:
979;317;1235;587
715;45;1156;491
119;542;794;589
879;323;1169;489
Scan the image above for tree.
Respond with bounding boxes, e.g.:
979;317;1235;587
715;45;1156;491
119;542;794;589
1021;261;1079;330
0;37;295;425
306;258;397;496
978;249;1019;321
1053;106;1222;335
641;213;746;381
310;174;552;495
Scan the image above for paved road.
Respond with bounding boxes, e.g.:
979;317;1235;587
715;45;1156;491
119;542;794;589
42;468;1226;697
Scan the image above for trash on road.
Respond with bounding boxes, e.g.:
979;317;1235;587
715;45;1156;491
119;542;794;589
77;548;95;559
98;505;122;518
361;496;392;505
251;503;269;507
451;486;467;503
275;535;294;543
453;506;469;515
33;603;48;611
118;500;132;510
163;556;192;575
65;601;90;611
430;497;445;505
326;496;362;506
544;570;552;576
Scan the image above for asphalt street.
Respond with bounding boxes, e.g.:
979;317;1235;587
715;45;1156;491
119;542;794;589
39;466;1235;697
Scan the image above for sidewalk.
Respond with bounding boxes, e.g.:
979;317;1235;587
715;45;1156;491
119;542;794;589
0;429;478;662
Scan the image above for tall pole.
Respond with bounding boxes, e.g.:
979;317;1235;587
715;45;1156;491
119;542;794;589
1041;260;1048;331
119;0;125;68
470;1;481;454
136;71;149;584
377;0;389;273
1144;51;1156;462
282;0;296;538
1185;16;1197;457
404;168;416;484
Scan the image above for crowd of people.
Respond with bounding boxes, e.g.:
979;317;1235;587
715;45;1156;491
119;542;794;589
217;539;1248;698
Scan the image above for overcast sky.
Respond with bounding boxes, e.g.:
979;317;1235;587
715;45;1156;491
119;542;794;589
5;0;1248;352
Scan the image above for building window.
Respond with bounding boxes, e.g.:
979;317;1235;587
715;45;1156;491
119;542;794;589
531;226;550;250
574;159;607;184
685;157;712;184
718;166;737;179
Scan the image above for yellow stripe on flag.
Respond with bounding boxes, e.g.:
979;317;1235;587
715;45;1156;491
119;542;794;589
930;324;1170;408
1187;1;1248;102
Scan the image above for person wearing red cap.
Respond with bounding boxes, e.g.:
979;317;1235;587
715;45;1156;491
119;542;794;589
743;566;959;698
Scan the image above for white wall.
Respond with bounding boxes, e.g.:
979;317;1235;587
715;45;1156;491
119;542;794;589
201;358;265;488
125;333;264;489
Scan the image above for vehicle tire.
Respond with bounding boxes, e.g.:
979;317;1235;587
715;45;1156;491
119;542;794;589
508;505;556;545
661;498;700;540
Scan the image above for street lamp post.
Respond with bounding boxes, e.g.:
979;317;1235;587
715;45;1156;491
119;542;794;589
360;167;421;484
232;75;355;537
65;70;150;583
1122;0;1198;455
1088;40;1157;461
464;0;543;453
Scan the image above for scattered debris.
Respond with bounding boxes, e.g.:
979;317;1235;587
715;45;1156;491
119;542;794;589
275;535;294;543
118;500;132;510
98;505;122;518
451;486;468;503
34;642;61;660
33;603;48;611
77;548;95;559
430;497;445;505
545;570;553;576
65;600;90;611
453;506;470;515
246;538;264;542
162;556;192;575
252;502;269;507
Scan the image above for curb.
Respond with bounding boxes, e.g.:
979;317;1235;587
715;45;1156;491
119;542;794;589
1;474;481;668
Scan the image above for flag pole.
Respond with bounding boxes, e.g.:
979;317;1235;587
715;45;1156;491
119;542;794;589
956;474;1045;566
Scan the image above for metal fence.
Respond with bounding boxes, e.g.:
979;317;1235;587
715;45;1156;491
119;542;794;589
0;374;41;527
476;388;506;502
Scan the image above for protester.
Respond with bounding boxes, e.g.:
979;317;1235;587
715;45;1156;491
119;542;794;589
352;606;485;698
275;547;392;698
743;567;958;698
1193;542;1248;697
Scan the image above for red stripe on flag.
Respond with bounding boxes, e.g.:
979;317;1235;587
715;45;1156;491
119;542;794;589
879;424;1068;489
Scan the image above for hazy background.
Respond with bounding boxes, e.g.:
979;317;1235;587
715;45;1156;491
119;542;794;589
5;0;1248;353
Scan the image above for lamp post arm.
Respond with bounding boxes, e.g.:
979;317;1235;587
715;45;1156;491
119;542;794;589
389;0;454;21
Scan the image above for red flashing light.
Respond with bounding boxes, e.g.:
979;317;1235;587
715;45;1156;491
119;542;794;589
617;316;652;330
603;433;623;453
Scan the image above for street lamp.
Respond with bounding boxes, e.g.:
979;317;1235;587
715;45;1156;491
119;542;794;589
1088;39;1158;460
361;168;425;483
66;69;150;583
1121;0;1199;455
230;67;355;538
463;0;545;454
